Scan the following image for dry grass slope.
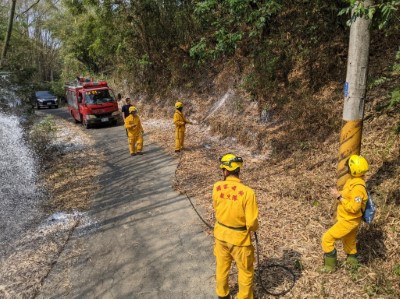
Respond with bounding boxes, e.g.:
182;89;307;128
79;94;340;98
139;51;400;298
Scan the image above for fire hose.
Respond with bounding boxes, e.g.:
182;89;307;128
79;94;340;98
175;152;296;297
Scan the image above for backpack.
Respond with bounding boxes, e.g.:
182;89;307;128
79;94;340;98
355;184;376;224
363;190;376;224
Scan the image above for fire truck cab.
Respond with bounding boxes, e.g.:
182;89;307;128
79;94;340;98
65;78;120;129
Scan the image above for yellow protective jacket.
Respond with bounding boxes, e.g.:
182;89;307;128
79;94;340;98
213;176;259;246
337;177;368;221
124;114;143;137
173;110;190;128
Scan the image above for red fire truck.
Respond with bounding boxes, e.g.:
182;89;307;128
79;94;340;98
65;78;120;128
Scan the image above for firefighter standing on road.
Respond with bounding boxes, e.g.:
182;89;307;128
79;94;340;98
321;154;369;272
213;154;259;299
124;106;144;156
173;101;192;153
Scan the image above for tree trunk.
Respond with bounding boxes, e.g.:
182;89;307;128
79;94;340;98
0;0;17;69
336;0;373;189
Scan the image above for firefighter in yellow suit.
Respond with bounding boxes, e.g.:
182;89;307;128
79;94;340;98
213;153;259;299
173;101;191;152
124;106;143;156
321;155;369;272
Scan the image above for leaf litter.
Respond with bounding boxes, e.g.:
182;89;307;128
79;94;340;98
139;88;400;298
1;84;399;298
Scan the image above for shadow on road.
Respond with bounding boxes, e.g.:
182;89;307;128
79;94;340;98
38;108;215;299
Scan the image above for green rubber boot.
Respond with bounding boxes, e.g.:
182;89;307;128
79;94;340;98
320;250;337;273
346;254;360;267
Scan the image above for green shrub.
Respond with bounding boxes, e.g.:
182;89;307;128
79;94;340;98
29;115;58;157
369;76;390;89
389;88;400;108
394;264;400;276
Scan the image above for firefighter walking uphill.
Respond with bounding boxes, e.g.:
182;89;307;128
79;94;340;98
124;106;144;156
213;153;259;299
173;101;192;153
321;154;369;272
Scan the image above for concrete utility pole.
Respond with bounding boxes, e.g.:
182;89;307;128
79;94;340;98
0;0;17;69
337;0;374;189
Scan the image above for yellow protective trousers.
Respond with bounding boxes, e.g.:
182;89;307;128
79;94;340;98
321;219;360;254
214;239;255;299
128;134;143;154
175;126;185;151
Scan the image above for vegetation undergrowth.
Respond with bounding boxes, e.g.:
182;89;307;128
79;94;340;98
1;0;399;297
29;115;58;157
138;29;400;299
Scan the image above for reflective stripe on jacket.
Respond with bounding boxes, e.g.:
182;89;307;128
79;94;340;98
213;176;259;246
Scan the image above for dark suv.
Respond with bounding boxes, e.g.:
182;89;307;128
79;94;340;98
34;91;58;109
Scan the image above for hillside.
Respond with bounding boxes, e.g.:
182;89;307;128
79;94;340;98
125;27;400;299
1;0;399;297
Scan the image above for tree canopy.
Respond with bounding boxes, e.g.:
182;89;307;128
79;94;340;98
0;0;399;97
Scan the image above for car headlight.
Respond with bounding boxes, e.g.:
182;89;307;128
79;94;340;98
86;114;97;120
37;98;45;102
111;111;120;116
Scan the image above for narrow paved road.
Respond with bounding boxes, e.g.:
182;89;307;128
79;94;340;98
38;108;215;299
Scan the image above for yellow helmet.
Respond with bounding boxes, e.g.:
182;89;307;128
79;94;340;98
175;101;183;109
348;155;369;177
129;106;137;113
219;153;243;171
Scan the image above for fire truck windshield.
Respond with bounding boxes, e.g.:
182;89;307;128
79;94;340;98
84;89;115;104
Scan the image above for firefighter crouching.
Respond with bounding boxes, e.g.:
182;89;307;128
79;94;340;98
213;154;259;299
124;106;144;156
321;154;369;272
173;101;192;153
